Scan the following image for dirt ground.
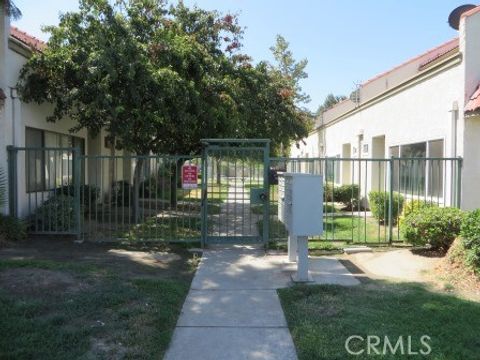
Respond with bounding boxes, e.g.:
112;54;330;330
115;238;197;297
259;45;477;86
339;247;480;301
0;237;196;280
0;238;198;359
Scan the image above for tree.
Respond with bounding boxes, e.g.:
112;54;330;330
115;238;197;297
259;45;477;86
1;0;22;20
18;0;309;215
316;93;347;116
269;34;310;106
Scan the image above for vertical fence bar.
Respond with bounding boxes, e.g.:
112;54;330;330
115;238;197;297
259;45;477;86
456;157;462;208
7;146;18;217
73;147;81;240
388;157;394;244
263;141;270;244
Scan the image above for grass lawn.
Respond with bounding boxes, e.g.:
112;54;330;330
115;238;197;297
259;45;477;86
278;282;480;360
185;183;228;203
0;241;197;359
116;215;203;242
260;215;395;244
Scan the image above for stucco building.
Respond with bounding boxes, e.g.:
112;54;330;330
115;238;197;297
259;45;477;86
292;5;480;210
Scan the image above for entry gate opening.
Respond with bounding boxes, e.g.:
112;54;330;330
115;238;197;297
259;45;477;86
200;139;270;245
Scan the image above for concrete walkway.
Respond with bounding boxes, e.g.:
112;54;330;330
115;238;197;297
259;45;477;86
211;180;261;237
165;246;359;360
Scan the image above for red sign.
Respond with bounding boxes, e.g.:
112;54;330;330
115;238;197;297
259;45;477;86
182;165;198;189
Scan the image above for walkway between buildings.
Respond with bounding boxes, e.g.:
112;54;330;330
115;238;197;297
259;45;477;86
165;246;359;360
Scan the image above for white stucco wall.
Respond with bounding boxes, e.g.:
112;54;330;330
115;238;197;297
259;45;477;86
293;61;463;206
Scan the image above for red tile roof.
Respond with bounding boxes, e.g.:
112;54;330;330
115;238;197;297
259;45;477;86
465;85;480;114
362;38;459;87
10;26;46;52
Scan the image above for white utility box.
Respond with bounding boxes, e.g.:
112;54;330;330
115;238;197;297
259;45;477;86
278;173;323;282
278;173;323;236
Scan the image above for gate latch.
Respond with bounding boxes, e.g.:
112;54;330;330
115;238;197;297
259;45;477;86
250;188;268;204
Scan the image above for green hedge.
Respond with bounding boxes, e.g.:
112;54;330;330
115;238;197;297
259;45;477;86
0;214;27;242
460;209;480;272
368;191;404;225
324;183;360;209
55;184;100;210
399;200;437;227
401;206;464;250
32;195;76;232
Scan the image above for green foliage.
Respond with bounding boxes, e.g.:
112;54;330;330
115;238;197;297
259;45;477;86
399;199;437;227
32;195;76;231
334;184;360;209
324;182;334;202
401;207;464;250
368;191;404;225
18;0;309;157
55;184;100;210
0;214;27;242
316;93;347;116
111;181;132;207
460;209;480;272
324;183;359;209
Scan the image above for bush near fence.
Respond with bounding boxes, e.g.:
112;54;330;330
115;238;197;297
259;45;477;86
401;207;464;250
55;184;100;212
32;195;76;232
324;183;360;210
460;209;480;273
398;200;437;227
369;191;404;225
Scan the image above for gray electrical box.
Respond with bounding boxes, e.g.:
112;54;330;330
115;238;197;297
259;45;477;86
278;173;323;236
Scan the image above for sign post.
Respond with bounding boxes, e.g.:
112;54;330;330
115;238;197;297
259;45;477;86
182;164;198;189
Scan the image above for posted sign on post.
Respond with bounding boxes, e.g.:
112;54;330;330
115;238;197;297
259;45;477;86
182;164;198;189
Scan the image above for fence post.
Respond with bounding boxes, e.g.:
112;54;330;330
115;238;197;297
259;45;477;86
7;146;18;217
200;146;207;248
263;142;270;244
388;157;394;244
456;157;463;208
73;147;82;241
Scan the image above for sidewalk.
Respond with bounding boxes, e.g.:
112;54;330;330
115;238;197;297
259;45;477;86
164;246;359;360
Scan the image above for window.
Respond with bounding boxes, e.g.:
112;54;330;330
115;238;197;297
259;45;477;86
25;128;85;192
389;139;444;198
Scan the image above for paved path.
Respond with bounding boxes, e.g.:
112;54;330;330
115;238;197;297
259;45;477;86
165;246;359;360
211;181;261;237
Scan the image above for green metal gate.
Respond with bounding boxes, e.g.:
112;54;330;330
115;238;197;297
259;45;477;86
200;139;270;245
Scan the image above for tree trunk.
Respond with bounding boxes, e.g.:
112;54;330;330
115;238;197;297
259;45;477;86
132;157;145;223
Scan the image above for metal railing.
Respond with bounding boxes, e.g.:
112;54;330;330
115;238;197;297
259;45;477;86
268;157;462;245
7;146;462;246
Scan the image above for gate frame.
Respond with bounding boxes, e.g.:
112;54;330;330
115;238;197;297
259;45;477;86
200;139;270;247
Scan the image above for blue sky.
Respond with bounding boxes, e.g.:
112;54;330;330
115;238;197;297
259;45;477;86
13;0;468;112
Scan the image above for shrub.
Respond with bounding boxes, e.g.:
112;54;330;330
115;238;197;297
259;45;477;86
460;209;480;272
0;214;27;242
401;206;464;250
55;184;100;210
32;195;76;231
112;180;132;206
139;176;170;198
399;200;437;227
324;182;334;202
369;191;404;225
334;184;360;209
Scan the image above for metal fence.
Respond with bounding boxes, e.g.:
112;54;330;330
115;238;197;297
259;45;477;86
268;157;462;245
7;145;462;246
